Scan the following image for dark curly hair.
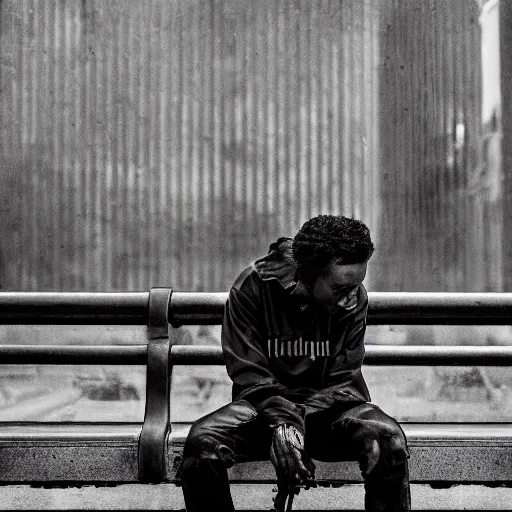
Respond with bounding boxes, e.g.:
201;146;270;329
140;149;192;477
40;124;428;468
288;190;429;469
292;215;374;280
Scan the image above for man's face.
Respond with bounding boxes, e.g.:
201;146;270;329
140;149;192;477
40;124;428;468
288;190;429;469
310;260;368;314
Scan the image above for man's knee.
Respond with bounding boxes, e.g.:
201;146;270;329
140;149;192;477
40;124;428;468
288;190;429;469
381;428;409;467
181;400;258;471
178;428;234;486
356;432;408;485
182;422;236;469
341;404;409;476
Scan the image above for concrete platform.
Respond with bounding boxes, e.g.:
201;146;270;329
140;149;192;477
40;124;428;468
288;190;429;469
2;483;512;510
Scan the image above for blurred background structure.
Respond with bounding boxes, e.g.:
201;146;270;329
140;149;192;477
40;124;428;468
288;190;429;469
0;0;506;293
2;0;512;426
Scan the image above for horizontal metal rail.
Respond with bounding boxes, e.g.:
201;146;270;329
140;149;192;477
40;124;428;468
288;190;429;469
2;292;512;324
0;345;147;364
1;344;512;366
169;345;512;366
0;292;149;324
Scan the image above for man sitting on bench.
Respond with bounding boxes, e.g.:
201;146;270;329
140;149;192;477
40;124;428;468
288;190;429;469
178;214;411;511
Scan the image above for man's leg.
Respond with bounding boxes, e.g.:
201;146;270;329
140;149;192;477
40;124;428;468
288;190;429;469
306;402;411;512
177;399;272;512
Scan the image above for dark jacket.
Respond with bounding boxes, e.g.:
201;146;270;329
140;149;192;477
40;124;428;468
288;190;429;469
221;238;370;435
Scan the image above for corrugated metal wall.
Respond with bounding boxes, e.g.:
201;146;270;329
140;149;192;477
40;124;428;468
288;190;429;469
374;0;484;292
0;0;486;293
0;0;381;292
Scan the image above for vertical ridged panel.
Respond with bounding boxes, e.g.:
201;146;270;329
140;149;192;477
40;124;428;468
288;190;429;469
0;0;482;293
376;0;483;292
0;0;381;292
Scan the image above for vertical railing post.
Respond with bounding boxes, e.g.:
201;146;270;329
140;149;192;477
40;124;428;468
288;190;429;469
138;287;173;482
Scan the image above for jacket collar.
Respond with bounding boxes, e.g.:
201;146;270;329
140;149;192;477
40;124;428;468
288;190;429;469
253;237;297;290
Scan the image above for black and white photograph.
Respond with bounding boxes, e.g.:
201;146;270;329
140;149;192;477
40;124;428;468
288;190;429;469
0;0;511;510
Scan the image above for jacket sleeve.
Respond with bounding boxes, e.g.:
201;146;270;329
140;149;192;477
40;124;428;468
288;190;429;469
221;285;306;433
303;289;370;411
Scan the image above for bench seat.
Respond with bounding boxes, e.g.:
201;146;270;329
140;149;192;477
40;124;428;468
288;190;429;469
0;424;142;482
168;423;512;485
1;423;512;485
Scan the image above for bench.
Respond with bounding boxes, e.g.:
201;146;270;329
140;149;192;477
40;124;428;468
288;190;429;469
1;289;512;491
1;422;512;486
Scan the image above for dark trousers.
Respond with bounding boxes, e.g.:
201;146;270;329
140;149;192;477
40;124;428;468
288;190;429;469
178;400;411;511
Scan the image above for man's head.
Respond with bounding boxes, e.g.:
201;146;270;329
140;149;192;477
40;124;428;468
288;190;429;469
292;215;374;313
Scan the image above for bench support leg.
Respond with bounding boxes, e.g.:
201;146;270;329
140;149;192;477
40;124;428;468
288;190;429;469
139;287;173;482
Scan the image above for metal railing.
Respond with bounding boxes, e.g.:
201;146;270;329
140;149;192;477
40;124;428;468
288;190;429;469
2;291;512;325
1;289;512;483
2;343;512;366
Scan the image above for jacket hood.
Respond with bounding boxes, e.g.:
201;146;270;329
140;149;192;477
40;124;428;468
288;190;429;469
253;237;297;289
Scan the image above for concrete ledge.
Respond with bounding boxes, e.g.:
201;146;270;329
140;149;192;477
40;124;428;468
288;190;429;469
2;423;512;484
0;424;141;482
167;423;512;484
